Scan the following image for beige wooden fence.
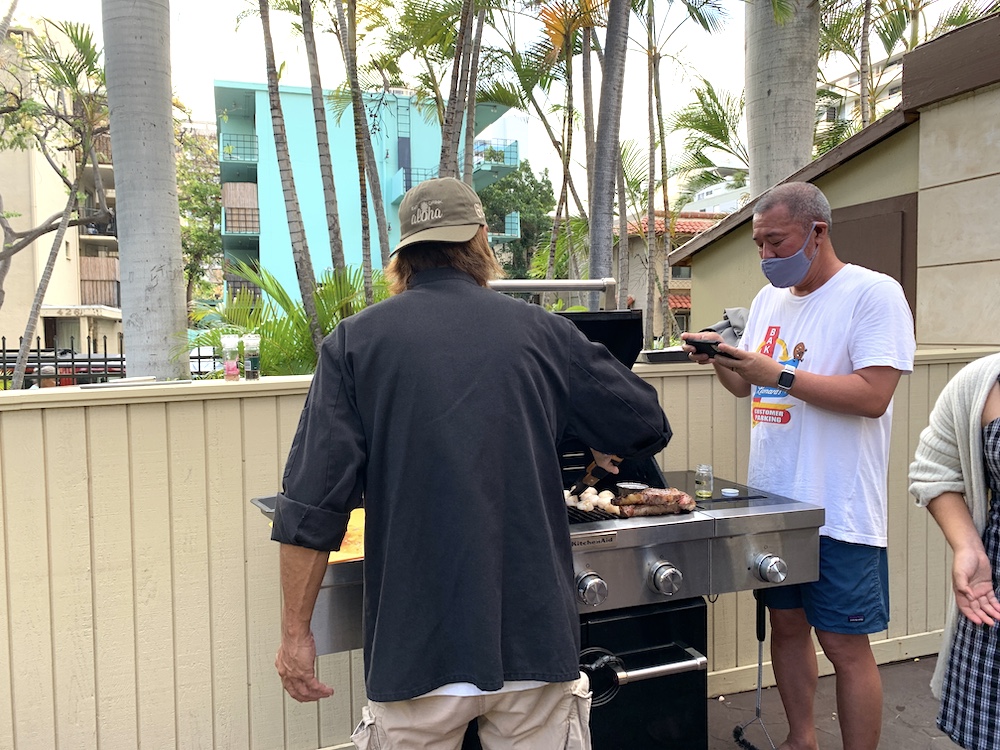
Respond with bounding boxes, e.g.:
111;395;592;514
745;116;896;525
0;347;992;749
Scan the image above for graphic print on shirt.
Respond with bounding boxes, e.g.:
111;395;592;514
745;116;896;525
751;325;808;427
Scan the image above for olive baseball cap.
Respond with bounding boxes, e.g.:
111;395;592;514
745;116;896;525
394;177;488;254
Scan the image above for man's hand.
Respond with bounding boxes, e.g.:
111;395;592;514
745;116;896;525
590;449;621;475
276;631;334;702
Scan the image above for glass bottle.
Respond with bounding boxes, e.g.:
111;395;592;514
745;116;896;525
221;334;240;382
242;333;261;381
694;464;714;498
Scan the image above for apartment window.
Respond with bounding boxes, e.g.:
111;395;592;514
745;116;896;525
671;266;692;279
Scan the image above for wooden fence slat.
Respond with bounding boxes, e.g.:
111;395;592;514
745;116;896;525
242;397;289;750
129;403;177;748
1;411;56;747
167;401;214;749
205;400;250;749
88;405;139;749
0;414;13;750
45;407;98;749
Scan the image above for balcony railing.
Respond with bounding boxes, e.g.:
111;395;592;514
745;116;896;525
80;280;121;308
489;211;521;239
403;166;440;192
473;139;518;168
224;270;262;302
221;134;259;162
79;207;116;237
224;207;260;234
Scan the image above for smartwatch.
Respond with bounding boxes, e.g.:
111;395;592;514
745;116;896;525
776;364;797;393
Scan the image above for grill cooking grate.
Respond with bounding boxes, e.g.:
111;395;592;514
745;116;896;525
567;506;619;523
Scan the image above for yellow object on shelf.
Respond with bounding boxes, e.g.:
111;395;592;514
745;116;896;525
328;508;365;564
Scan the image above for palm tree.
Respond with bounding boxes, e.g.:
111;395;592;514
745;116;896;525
667;77;748;204
819;0;1000;131
439;0;474;177
588;0;630;306
0;0;17;40
745;0;819;198
300;0;347;271
257;0;324;353
2;19;108;386
331;0;375;303
461;7;487;186
189;261;387;376
102;5;190;379
477;22;589;219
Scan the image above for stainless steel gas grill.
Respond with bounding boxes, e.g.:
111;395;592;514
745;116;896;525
251;304;825;750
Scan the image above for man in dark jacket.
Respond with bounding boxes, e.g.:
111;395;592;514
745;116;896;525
273;177;672;749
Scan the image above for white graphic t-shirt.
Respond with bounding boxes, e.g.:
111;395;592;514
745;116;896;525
740;264;915;546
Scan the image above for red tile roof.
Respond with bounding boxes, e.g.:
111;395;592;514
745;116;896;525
667;294;690;310
621;212;727;238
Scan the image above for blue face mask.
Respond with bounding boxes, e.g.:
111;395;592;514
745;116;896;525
760;222;818;288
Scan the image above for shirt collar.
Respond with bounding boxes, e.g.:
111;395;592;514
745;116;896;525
409;267;479;288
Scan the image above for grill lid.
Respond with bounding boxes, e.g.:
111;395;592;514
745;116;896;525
557;310;643;369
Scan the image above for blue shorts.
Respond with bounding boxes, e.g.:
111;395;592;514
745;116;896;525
760;536;889;635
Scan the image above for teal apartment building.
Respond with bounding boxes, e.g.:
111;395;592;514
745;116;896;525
214;81;520;297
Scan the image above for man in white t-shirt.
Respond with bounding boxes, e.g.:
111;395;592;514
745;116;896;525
683;182;915;750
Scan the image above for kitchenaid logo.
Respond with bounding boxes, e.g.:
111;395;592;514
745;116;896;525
410;200;443;226
572;532;618;550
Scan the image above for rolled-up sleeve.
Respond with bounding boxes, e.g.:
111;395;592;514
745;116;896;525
272;329;366;551
567;335;672;459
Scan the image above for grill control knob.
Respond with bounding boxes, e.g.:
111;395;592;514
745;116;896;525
576;572;608;606
649;562;683;596
753;553;788;584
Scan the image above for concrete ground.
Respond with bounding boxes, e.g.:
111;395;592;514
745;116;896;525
708;655;957;749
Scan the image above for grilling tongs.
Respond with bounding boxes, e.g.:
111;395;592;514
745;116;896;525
569;455;622;496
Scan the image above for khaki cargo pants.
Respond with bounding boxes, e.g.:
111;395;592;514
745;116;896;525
351;673;592;750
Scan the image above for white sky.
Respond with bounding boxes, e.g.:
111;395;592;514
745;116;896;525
20;0;751;197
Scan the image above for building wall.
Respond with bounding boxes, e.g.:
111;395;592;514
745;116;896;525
220;84;444;298
0;146;84;348
915;83;1000;346
0;347;989;748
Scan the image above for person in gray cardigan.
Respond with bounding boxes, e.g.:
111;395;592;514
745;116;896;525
909;351;1000;749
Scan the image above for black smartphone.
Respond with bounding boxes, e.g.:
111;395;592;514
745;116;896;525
687;338;737;359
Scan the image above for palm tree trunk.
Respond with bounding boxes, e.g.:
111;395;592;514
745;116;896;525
545;181;567;308
527;92;588;220
559;30;577;281
582;26;596;206
860;0;873;127
301;0;346;270
258;0;323;353
616;153;629;310
745;0;820;197
645;1;656;347
103;0;190;377
0;0;17;41
11;177;79;388
363;134;391;268
462;8;486;186
335;0;374;303
653;49;676;341
447;0;475;178
439;0;472;176
589;0;630;302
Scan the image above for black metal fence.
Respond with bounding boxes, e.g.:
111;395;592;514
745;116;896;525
0;335;223;388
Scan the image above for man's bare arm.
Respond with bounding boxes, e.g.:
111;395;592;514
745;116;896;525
275;543;334;702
